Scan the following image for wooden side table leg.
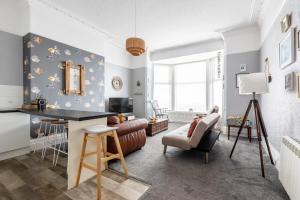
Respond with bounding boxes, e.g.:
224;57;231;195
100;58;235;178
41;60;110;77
227;126;230;140
249;127;252;143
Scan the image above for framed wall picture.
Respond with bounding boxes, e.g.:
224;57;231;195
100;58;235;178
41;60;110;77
285;72;294;90
65;60;85;95
296;72;300;99
280;14;292;33
236;73;249;88
240;64;247;72
279;27;295;69
297;30;300;51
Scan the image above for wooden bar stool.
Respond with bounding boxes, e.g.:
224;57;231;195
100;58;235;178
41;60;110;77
76;125;128;200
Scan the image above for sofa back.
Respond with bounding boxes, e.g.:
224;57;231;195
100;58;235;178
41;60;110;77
189;113;220;148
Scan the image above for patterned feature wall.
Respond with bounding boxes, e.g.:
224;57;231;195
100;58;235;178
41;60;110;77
23;33;105;137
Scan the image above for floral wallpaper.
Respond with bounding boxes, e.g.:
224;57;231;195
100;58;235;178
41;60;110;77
23;33;105;137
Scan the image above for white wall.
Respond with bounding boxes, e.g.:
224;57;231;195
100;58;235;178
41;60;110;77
222;25;261;55
29;0;130;68
150;39;224;61
0;0;30;36
0;0;131;68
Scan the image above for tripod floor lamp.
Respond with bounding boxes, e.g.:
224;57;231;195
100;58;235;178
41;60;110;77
229;72;274;177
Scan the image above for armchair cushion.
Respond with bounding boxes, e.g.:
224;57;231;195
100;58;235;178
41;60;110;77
107;116;120;124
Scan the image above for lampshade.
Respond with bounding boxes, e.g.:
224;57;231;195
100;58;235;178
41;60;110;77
239;73;269;95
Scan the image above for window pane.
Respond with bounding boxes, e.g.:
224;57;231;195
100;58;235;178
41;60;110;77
154;65;171;83
153;84;172;110
175;62;206;83
175;83;206;112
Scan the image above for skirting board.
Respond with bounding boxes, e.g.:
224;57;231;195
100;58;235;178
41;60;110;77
0;147;31;161
262;138;280;171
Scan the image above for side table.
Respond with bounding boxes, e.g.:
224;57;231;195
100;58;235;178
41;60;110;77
146;118;168;136
227;124;252;142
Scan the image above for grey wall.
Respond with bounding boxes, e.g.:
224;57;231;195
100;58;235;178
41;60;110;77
131;68;146;118
260;0;300;150
0;30;22;86
226;50;260;117
104;62;131;111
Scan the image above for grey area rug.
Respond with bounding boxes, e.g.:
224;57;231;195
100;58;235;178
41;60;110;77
109;123;289;200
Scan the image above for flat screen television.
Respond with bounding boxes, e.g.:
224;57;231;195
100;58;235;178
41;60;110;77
109;98;133;113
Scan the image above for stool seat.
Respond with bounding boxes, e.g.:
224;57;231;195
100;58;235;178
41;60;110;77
82;125;118;135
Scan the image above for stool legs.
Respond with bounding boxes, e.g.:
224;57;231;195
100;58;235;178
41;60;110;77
101;135;108;170
96;135;102;200
76;133;88;187
76;130;129;200
112;130;128;177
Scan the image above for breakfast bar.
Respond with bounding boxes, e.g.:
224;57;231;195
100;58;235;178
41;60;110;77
4;108;116;189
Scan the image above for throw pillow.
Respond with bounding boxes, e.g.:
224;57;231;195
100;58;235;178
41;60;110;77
187;117;201;137
107;116;120;124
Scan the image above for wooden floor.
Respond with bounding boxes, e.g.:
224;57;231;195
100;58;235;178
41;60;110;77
0;151;150;200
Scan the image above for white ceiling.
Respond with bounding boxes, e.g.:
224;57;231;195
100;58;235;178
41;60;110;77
46;0;264;51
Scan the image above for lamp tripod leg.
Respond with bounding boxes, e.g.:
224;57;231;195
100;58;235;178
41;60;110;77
254;101;274;165
254;102;265;177
229;100;253;158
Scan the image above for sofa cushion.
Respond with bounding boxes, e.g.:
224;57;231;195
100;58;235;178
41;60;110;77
162;125;191;150
187;117;201;137
189;113;220;148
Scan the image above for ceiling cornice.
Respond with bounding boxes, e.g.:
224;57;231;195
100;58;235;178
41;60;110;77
248;0;264;24
258;0;287;44
29;0;125;50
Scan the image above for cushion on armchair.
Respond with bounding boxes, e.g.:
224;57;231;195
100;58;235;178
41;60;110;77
107;116;120;124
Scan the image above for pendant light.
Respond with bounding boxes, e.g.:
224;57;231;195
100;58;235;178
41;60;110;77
126;0;145;56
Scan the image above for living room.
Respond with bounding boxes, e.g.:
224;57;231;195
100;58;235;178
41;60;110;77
0;0;299;200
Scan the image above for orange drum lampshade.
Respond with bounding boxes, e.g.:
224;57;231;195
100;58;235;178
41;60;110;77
126;37;145;56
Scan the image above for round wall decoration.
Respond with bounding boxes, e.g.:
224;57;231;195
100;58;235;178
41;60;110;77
112;76;123;91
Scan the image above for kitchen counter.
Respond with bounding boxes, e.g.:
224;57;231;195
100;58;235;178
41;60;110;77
0;109;19;113
0;108;116;121
20;109;116;121
0;108;117;189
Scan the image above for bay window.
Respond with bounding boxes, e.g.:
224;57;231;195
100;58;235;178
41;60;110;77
153;52;223;114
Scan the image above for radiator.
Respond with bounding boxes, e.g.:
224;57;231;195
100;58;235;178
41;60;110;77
279;136;300;200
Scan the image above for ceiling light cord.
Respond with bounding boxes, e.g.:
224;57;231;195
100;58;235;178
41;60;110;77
134;0;137;37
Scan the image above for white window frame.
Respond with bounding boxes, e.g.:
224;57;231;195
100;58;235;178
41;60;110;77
153;56;223;113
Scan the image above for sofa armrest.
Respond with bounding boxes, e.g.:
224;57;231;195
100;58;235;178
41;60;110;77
109;119;148;137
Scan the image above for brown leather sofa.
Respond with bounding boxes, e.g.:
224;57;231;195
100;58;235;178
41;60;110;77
107;116;148;156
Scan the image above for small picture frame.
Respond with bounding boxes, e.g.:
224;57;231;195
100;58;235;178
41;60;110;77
285;72;294;90
65;60;85;95
297;30;300;50
279;27;295;69
240;64;247;72
296;72;300;99
281;13;292;33
236;73;249;88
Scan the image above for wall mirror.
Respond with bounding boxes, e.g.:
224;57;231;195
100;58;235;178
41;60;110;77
65;60;85;95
